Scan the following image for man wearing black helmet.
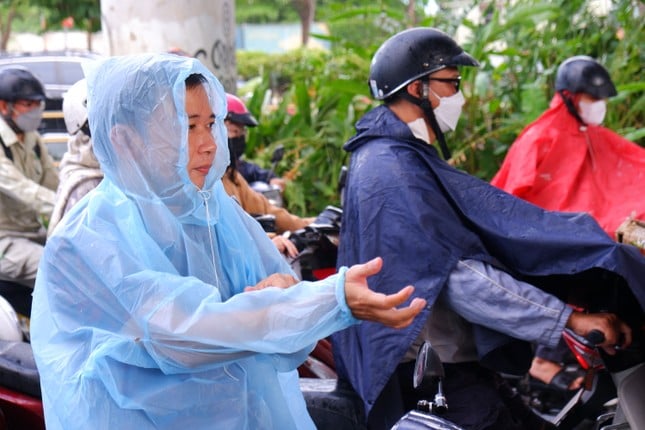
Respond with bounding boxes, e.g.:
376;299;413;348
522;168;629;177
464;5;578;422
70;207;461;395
0;67;59;292
492;57;645;391
331;28;644;430
492;56;645;240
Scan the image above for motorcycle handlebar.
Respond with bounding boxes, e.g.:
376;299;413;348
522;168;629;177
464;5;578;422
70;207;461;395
586;329;605;346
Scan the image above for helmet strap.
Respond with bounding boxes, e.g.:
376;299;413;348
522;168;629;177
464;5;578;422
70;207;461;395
80;121;92;138
400;82;452;160
558;90;586;126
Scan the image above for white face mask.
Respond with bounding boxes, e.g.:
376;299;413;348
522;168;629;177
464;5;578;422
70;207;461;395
13;102;45;132
407;117;430;143
578;99;606;125
431;90;465;132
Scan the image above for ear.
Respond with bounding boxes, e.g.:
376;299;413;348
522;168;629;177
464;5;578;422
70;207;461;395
406;80;423;98
0;100;9;116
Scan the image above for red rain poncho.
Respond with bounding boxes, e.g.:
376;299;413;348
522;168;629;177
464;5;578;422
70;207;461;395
492;94;645;239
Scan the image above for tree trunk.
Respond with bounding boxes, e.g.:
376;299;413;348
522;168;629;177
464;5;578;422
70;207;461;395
0;6;17;52
292;0;316;47
407;0;416;27
85;18;93;51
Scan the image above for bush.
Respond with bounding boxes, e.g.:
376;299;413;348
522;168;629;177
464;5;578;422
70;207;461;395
237;0;644;215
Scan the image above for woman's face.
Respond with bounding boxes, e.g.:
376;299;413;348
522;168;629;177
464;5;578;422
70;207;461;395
186;83;217;188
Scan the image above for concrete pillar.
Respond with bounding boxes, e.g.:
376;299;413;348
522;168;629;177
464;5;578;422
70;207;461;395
100;0;236;92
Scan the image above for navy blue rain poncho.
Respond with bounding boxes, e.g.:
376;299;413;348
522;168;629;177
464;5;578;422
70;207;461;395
332;105;645;417
30;54;358;430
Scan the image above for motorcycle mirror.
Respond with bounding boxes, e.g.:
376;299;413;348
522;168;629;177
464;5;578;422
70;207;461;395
271;145;285;164
413;341;445;390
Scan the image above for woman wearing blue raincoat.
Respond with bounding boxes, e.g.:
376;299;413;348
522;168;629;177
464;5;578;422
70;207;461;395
30;54;426;430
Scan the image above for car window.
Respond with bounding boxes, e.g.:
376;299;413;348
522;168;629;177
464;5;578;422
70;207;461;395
0;52;102;163
22;60;85;89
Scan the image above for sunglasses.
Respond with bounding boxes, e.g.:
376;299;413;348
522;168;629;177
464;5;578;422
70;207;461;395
428;77;461;92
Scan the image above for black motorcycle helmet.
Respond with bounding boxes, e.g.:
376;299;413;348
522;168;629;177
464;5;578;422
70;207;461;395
368;27;479;100
0;66;46;102
368;27;478;160
555;56;617;99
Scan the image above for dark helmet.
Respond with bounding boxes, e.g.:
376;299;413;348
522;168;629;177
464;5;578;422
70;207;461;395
0;66;46;102
368;27;479;100
555;56;617;99
225;93;259;127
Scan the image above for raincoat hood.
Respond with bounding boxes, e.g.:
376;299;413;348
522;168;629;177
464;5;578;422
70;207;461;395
85;53;230;224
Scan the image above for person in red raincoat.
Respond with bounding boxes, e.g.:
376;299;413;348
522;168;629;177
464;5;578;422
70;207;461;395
492;55;645;391
492;56;645;240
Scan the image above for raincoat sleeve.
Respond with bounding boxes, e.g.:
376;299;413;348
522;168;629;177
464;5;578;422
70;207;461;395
141;268;355;372
41;202;357;374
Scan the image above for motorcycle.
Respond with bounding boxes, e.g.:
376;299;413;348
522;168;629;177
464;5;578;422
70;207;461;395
0;291;44;430
509;268;645;430
300;341;465;430
390;341;465;429
538;327;645;430
287;205;342;282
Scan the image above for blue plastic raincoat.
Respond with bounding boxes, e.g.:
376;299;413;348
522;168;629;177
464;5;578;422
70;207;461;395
30;54;357;430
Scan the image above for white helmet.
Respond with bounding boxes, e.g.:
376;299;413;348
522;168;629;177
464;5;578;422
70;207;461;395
63;78;89;135
0;295;23;341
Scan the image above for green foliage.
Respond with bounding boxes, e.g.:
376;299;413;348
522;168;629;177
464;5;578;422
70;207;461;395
239;48;374;215
452;0;644;178
0;0;40;35
1;0;100;36
37;0;101;33
235;0;298;23
237;0;643;217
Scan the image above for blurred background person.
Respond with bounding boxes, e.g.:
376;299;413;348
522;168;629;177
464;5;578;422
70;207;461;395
226;93;286;192
0;67;58;295
47;78;102;237
492;55;645;240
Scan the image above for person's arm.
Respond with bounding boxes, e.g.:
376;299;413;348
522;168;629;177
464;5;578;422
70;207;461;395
225;170;311;233
442;259;631;351
137;258;423;372
0;153;56;217
35;138;60;192
242;160;278;183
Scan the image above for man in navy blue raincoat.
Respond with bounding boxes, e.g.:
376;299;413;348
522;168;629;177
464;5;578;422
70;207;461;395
332;27;645;430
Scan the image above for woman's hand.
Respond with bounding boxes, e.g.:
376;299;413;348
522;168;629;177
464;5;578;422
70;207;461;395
344;257;426;329
244;273;298;292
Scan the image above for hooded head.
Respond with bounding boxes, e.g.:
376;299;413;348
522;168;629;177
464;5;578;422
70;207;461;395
84;54;230;221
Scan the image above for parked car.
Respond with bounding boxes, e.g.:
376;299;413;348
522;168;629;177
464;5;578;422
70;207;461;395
0;50;102;161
